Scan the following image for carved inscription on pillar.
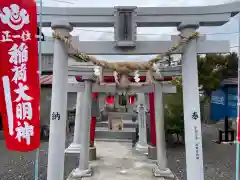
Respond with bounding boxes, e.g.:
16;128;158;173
192;111;199;120
194;125;200;160
192;110;200;160
52;112;60;121
138;105;145;128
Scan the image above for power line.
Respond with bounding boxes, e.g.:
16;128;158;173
52;0;74;3
231;45;239;48
73;29;240;50
39;0;75;4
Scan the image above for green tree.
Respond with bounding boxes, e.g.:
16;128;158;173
198;52;238;97
164;78;184;132
222;52;238;78
164;53;238;132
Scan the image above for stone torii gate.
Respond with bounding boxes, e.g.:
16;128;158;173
38;2;239;180
63;64;177;155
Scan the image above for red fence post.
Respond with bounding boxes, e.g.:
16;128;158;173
89;116;97;147
89;93;98;147
149;92;156;146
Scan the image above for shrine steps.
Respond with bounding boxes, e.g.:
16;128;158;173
94;138;132;142
96;120;137;128
95;127;137;141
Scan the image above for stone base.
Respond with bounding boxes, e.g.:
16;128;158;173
136;142;148;155
152;165;175;179
67;167;92;180
89;146;97;161
148;145;157;160
65;143;81;154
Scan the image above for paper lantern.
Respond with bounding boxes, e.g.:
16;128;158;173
92;92;98;100
106;95;115;104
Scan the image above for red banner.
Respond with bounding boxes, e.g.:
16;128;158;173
0;1;40;151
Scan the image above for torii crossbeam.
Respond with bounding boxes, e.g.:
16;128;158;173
38;2;240;180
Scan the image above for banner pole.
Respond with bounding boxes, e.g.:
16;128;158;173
34;148;40;180
35;0;43;180
38;0;43;76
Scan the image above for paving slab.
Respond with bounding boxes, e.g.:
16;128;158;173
0;124;237;180
68;141;159;180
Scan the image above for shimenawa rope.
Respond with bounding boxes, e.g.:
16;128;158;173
52;31;199;74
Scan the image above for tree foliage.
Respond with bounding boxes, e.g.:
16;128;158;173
164;78;184;131
164;52;238;131
198;52;238;96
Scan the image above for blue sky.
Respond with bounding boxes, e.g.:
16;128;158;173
39;0;240;61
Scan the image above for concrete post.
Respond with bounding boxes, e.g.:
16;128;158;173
178;22;204;180
152;83;174;179
71;79;93;177
47;21;72;180
136;93;148;154
65;92;83;153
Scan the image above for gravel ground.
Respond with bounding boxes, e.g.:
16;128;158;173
0;123;236;180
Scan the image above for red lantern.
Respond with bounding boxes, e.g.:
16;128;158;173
92;92;98;100
106;96;115;104
128;95;136;104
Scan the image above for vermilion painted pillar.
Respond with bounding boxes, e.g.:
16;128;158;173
149;92;156;146
129;95;136;104
89;92;98;147
89;116;97;147
149;77;173;147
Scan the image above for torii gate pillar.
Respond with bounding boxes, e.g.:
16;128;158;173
178;22;204;180
65;92;83;153
71;78;93;178
153;83;174;178
47;21;73;180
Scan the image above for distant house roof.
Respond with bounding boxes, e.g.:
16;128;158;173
40;75;52;85
40;75;78;85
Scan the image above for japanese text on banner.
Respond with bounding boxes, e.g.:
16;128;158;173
0;2;40;152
